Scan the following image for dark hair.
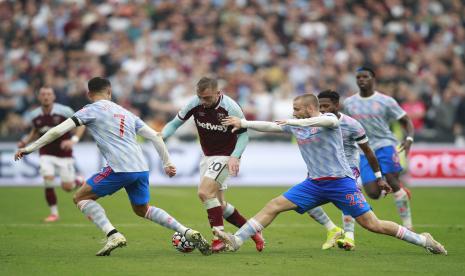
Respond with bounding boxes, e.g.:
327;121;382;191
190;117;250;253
88;77;111;93
318;89;340;104
196;77;217;92
356;66;376;78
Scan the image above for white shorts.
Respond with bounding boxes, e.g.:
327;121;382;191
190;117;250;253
200;156;229;190
39;155;75;183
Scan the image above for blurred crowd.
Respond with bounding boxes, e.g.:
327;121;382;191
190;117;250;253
1;0;465;144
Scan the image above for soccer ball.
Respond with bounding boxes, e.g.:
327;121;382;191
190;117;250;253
171;232;195;253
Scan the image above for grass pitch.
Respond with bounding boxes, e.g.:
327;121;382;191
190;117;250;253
0;186;464;276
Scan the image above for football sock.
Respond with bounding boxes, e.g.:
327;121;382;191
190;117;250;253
394;189;413;229
395;226;426;247
204;198;224;232
236;218;264;245
308;207;336;230
223;202;247;228
144;206;188;234
342;214;355;239
45;188;58;215
77;200;115;235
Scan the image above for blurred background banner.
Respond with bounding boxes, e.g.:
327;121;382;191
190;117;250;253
2;142;464;187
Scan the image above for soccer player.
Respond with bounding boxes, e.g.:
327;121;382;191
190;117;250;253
18;87;85;222
217;93;446;255
15;77;211;256
344;67;415;230
162;77;265;252
299;90;388;251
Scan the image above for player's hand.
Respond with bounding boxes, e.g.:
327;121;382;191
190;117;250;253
164;165;176;177
228;156;240;176
222;116;242;133
14;148;30;161
275;120;289;126
398;139;413;156
376;178;392;195
60;139;76;151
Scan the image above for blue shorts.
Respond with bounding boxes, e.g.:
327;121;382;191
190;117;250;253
283;177;371;218
360;146;403;184
86;167;150;205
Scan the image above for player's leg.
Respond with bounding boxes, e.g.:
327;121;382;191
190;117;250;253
307;207;343;250
127;172;211;255
355;211;446;255
337;168;361;251
359;154;384;199
379;146;413;230
73;167;125;256
216;178;323;252
198;156;227;252
58;157;76;192
219;189;265;252
215;195;297;251
40;156;59;222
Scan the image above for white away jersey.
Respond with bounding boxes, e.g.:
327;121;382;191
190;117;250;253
343;92;406;151
339;113;368;168
73;100;148;172
281;113;354;180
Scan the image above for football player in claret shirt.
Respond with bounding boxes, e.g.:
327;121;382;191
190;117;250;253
19;87;85;222
162;77;265;252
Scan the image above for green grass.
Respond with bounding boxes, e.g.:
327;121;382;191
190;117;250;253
0;187;464;276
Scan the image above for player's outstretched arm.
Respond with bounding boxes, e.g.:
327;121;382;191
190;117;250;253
222;116;284;133
276;116;339;128
161;116;184;140
61;125;86;150
14;118;77;161
138;124;176;177
358;142;392;194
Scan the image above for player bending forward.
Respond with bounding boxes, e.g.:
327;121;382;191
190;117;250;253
162;77;264;252
218;93;446;255
19;87;85;222
15;77;211;256
304;90;389;251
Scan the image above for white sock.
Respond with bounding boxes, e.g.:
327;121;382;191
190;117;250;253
235;218;264;245
145;206;188;234
308;207;336;230
394;189;413;228
342;214;355;239
396;226;426;247
77;200;115;235
50;205;58;216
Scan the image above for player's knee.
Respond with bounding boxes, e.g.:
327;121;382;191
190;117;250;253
132;205;148;217
61;182;74;192
365;190;381;200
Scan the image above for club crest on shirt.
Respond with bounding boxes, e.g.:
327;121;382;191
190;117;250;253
217;113;226;121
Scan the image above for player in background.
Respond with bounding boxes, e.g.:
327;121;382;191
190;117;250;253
18;87;85;222
15;77;211;256
344;67;415;230
293;90;387;251
218;94;446;255
162;77;265;252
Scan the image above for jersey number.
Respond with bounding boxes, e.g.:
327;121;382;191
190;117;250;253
208;162;223;172
114;114;126;137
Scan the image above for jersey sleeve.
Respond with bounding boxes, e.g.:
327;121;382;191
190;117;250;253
352;119;368;144
385;96;407;121
280;124;293;134
177;96;200;121
73;104;96;125
134;116;146;132
226;98;247;134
